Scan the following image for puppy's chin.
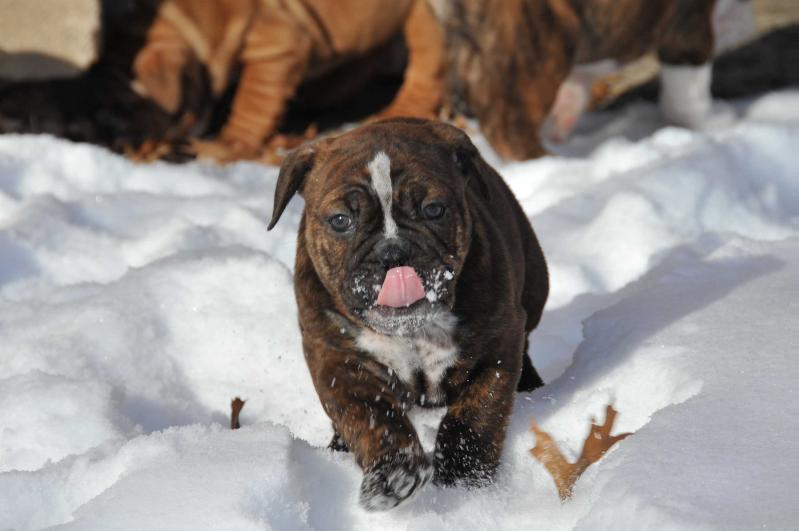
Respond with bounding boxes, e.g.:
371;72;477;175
361;299;447;336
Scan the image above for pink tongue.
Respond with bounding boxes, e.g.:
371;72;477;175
376;266;426;308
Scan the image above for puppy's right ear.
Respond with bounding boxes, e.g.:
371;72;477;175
268;144;316;230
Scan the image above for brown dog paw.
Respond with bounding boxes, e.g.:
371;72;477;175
433;416;500;488
327;431;349;452
359;453;433;511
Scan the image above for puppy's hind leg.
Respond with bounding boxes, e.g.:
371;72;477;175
657;0;737;131
517;342;544;392
328;429;349;452
518;236;548;393
540;61;618;146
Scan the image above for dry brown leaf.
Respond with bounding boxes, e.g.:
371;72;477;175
530;404;632;500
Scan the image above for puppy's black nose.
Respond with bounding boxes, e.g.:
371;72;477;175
375;238;411;268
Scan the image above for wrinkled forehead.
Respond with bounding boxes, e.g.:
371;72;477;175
309;134;458;197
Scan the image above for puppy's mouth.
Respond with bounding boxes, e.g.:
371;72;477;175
375;266;426;308
353;265;454;336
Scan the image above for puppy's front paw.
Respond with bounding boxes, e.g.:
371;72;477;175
359;453;433;511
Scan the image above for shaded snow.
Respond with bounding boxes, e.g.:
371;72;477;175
1;90;798;530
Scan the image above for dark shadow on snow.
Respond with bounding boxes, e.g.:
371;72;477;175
512;238;783;436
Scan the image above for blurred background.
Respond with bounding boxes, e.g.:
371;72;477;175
0;0;797;164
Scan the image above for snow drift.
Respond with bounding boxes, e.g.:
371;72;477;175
1;90;798;530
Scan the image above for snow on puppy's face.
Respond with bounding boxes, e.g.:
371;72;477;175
268;120;475;335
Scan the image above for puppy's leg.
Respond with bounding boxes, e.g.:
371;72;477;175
328;429;349;452
434;339;521;486
212;11;313;160
518;243;548;392
657;0;736;131
517;348;544;392
375;0;444;120
540;60;618;145
311;353;432;511
133;16;192;114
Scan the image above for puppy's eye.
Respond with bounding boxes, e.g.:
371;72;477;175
328;213;353;232
422;202;446;220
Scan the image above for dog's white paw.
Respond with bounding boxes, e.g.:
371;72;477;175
664;98;738;131
659;63;738;132
359;453;433;511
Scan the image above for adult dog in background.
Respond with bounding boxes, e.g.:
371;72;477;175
268;118;548;510
435;0;752;159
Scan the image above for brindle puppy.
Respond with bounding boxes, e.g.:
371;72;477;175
435;0;746;159
268;118;548;510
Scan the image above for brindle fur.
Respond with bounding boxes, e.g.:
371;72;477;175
269;118;548;506
439;0;718;159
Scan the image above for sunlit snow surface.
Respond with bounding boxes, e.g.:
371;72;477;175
1;91;798;530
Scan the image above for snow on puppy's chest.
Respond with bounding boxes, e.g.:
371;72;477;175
356;317;458;405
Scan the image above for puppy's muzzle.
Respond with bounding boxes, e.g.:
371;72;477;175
375;238;412;269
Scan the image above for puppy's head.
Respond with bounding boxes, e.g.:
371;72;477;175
269;118;491;335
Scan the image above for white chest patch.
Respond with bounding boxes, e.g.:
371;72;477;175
367;151;398;239
356;312;459;405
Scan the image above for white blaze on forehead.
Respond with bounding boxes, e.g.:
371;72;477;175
367;151;398;238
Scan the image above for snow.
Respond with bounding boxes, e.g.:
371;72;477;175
1;90;798;530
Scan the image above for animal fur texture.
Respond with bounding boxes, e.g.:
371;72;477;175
436;0;736;159
268;118;548;510
133;0;445;161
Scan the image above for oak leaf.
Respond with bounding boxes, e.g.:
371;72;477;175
530;404;631;500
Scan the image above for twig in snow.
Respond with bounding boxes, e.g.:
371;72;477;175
231;397;246;430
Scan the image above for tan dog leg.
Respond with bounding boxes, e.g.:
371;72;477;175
201;9;312;162
375;0;444;120
133;16;192;115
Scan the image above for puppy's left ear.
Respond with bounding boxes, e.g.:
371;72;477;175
268;144;316;230
454;144;492;201
434;123;492;200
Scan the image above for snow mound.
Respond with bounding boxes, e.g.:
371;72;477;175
1;90;798;530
